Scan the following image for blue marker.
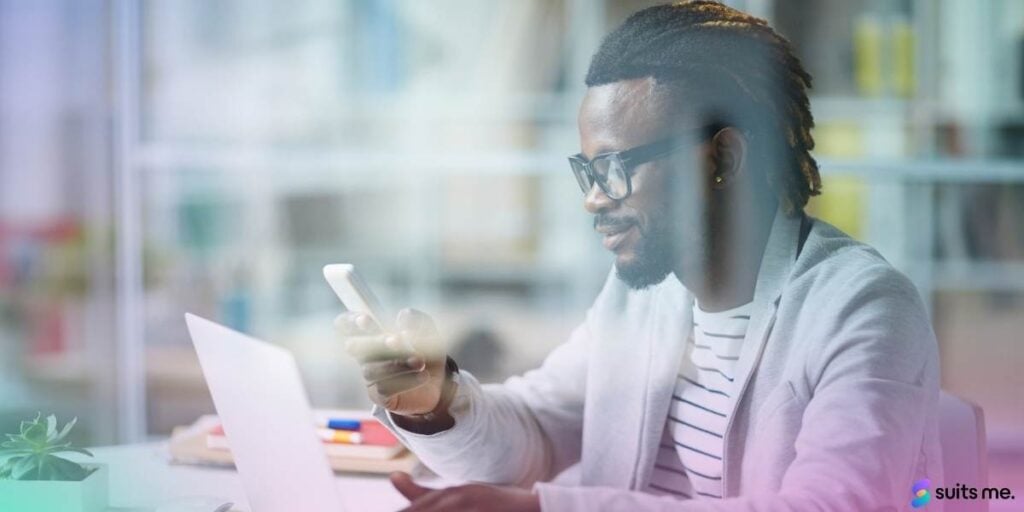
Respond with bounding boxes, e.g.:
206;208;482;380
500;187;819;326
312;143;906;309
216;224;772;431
319;418;361;431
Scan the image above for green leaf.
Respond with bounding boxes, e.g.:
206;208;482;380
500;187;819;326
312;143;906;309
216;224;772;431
42;441;72;453
35;455;52;480
1;455;20;473
22;421;47;444
45;415;57;440
11;454;36;480
54;446;93;458
0;447;31;458
33;454;50;480
54;417;77;442
46;456;88;481
1;439;34;451
20;412;42;434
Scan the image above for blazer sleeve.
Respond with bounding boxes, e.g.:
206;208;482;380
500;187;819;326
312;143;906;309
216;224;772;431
533;263;942;512
373;315;591;487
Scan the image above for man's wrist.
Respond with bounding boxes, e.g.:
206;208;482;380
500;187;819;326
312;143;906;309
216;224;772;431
391;357;459;434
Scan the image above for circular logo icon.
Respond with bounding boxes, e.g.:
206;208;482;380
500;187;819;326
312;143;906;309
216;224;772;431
911;479;931;508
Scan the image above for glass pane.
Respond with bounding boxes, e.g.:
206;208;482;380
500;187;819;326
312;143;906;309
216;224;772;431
0;0;117;445
4;0;1023;503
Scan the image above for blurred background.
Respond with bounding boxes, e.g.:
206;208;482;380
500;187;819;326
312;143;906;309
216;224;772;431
0;0;1022;500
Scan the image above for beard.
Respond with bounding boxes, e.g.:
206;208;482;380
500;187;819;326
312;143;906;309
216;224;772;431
615;230;674;290
606;199;712;291
602;212;676;290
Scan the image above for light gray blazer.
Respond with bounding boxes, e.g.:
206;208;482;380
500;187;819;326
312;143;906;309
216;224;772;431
375;208;944;511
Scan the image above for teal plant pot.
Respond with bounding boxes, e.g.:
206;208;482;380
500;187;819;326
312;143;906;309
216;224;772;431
0;463;108;512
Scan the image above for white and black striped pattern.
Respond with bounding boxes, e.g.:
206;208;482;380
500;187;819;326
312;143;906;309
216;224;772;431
645;301;752;500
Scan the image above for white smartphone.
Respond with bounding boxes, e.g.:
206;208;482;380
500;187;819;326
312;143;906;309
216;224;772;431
323;264;391;330
324;264;417;353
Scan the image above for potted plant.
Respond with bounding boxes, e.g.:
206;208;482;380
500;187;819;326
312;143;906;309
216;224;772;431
0;414;108;512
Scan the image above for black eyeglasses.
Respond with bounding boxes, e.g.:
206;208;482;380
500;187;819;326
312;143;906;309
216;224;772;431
568;131;706;201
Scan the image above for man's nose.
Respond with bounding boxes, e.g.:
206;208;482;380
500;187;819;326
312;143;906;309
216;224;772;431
583;182;617;214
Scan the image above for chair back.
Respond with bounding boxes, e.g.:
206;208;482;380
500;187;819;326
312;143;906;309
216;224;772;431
938;391;988;512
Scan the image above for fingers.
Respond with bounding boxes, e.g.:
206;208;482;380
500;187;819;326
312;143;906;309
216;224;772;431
398;484;488;512
395;309;444;359
396;308;436;335
344;335;411;363
334;311;382;336
401;331;445;361
340;309;444;359
374;371;430;398
399;490;450;512
391;472;432;501
362;356;426;384
338;308;448;411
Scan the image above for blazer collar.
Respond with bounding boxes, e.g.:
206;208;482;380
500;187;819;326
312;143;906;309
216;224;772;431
752;206;805;306
720;206;805;494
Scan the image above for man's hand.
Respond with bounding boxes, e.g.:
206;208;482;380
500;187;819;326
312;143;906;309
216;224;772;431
391;472;541;512
336;308;448;417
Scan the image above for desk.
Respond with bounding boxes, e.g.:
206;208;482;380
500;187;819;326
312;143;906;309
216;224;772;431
84;442;426;511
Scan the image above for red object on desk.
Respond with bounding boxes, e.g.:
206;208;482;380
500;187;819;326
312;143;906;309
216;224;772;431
357;420;399;446
209;419;399;446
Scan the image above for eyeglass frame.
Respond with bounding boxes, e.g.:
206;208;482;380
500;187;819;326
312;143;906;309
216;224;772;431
567;127;715;201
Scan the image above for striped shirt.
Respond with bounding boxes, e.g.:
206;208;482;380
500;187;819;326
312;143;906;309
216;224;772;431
645;300;752;500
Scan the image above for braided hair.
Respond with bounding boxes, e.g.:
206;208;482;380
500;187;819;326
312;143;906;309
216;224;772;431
586;1;821;213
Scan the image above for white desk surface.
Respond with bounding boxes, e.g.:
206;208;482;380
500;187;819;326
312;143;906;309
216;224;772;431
84;442;433;512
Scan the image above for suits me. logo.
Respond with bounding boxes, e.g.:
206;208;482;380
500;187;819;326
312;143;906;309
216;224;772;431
911;479;932;508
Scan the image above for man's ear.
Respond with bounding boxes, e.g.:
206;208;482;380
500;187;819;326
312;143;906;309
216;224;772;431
708;127;747;189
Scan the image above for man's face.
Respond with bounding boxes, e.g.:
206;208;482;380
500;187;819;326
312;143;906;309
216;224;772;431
577;78;707;290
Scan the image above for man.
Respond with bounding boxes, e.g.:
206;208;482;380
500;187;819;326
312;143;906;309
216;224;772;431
337;2;943;510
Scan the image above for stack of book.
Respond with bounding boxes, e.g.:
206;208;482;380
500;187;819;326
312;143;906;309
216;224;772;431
169;409;419;474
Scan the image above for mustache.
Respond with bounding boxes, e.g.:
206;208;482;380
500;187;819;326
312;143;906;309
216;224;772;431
594;214;638;230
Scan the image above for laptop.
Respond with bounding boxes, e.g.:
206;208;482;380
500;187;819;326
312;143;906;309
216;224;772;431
184;313;347;512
